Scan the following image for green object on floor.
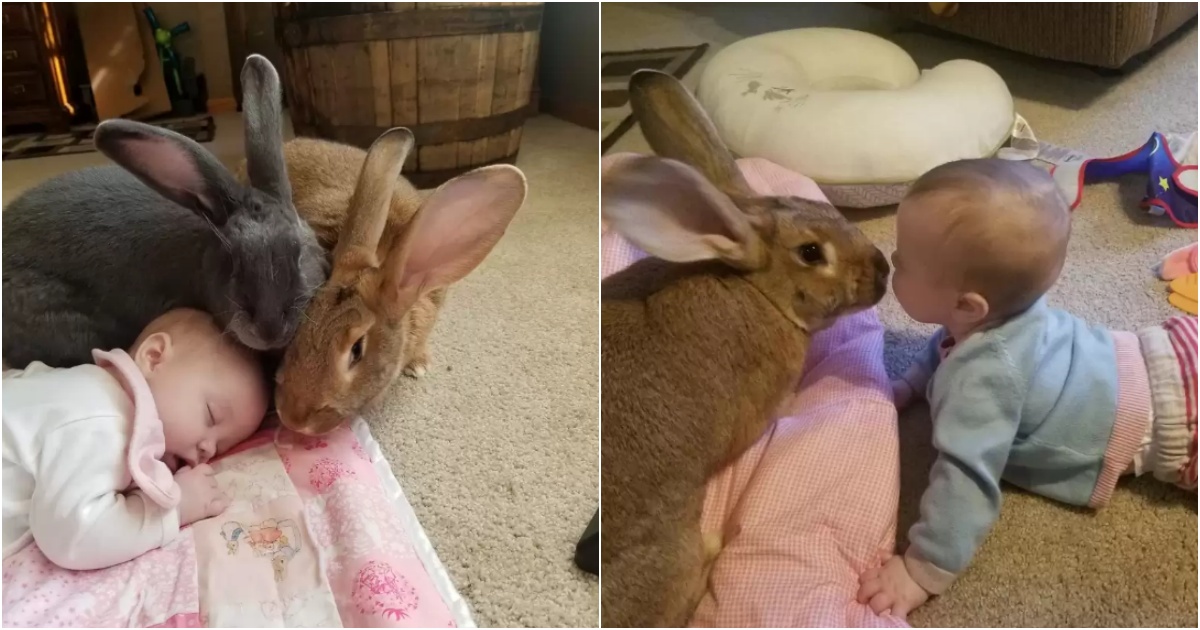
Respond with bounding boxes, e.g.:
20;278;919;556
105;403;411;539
143;6;191;99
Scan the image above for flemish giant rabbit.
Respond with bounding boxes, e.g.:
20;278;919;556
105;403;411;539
265;129;526;435
601;70;890;627
2;55;326;368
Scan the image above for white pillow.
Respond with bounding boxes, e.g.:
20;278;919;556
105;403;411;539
697;28;1016;207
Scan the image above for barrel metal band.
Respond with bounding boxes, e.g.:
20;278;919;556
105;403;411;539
296;103;534;148
405;153;520;189
279;5;543;47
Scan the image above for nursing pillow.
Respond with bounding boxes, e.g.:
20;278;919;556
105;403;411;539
696;28;1017;207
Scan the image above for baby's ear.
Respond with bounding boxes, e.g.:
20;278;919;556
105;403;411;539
954;292;990;325
132;332;173;374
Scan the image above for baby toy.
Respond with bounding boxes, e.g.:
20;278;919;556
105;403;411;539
1155;243;1198;280
1050;131;1197;228
142;7;190;99
1154;243;1198;315
1167;274;1198;315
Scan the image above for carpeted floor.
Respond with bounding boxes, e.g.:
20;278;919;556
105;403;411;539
372;116;600;628
1;113;600;628
603;3;1197;627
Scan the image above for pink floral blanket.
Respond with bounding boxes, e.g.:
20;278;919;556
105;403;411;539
2;420;471;628
603;153;907;628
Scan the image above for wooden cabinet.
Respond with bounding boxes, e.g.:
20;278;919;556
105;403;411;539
3;3;72;133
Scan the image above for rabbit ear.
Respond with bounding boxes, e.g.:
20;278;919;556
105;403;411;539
95;119;240;226
334;128;415;265
628;69;752;198
241;54;291;204
380;165;526;314
602;156;765;270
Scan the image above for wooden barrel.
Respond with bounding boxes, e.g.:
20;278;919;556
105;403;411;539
274;2;542;188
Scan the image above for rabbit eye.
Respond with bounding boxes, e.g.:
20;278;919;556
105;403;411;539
797;243;826;265
349;337;365;367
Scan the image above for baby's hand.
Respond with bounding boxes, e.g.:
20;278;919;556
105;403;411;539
174;464;229;526
857;555;931;619
891;379;915;410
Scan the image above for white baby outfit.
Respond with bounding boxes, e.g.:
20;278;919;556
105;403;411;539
2;349;181;570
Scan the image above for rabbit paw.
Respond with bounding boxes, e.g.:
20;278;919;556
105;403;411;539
402;355;429;378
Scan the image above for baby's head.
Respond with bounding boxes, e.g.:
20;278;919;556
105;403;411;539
892;158;1070;330
130;309;268;469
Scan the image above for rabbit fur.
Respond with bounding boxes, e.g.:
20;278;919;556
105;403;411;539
266;129;527;435
243;135;443;379
600;70;890;627
2;55;326;369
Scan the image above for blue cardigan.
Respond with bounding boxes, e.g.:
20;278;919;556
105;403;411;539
899;298;1129;593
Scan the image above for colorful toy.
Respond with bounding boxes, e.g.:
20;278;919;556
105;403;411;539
1168;273;1198;315
1155;242;1198;281
142;7;191;99
1050;131;1197;228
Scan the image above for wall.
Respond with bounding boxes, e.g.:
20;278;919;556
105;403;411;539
538;3;599;129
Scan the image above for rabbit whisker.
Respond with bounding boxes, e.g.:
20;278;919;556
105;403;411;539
203;217;233;251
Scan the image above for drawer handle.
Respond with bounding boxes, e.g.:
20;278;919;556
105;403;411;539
4;50;17;61
12;84;25;94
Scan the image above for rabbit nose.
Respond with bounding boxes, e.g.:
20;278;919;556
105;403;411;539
276;392;342;436
275;392;304;432
872;249;890;299
310;408;347;435
292;408;344;436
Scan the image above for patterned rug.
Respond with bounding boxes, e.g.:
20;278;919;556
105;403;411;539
2;114;215;161
601;44;708;153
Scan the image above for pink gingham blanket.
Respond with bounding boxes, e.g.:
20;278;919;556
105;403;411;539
3;421;467;628
602;153;907;628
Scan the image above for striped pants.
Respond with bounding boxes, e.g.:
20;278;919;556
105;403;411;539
1136;315;1198;491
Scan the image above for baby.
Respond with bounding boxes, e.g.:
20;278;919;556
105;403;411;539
2;308;268;570
857;159;1197;617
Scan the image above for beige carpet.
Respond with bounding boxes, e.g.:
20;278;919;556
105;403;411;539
1;114;600;628
371;116;600;628
603;3;1197;627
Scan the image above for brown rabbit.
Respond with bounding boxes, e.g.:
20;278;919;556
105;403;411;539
270;128;527;435
601;70;890;627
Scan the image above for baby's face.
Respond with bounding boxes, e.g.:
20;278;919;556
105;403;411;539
146;339;268;469
892;199;961;326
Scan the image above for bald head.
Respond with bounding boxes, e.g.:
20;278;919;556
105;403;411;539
133;308;257;367
906;158;1071;317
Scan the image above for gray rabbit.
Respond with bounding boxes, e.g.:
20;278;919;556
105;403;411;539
2;55;327;368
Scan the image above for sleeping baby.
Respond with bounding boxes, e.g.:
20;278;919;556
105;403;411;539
2;308;268;570
858;158;1197;617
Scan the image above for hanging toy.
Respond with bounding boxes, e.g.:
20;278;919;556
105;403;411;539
1049;131;1197;228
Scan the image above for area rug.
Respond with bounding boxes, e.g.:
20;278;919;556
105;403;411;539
601;44;708;152
2;114;215;161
